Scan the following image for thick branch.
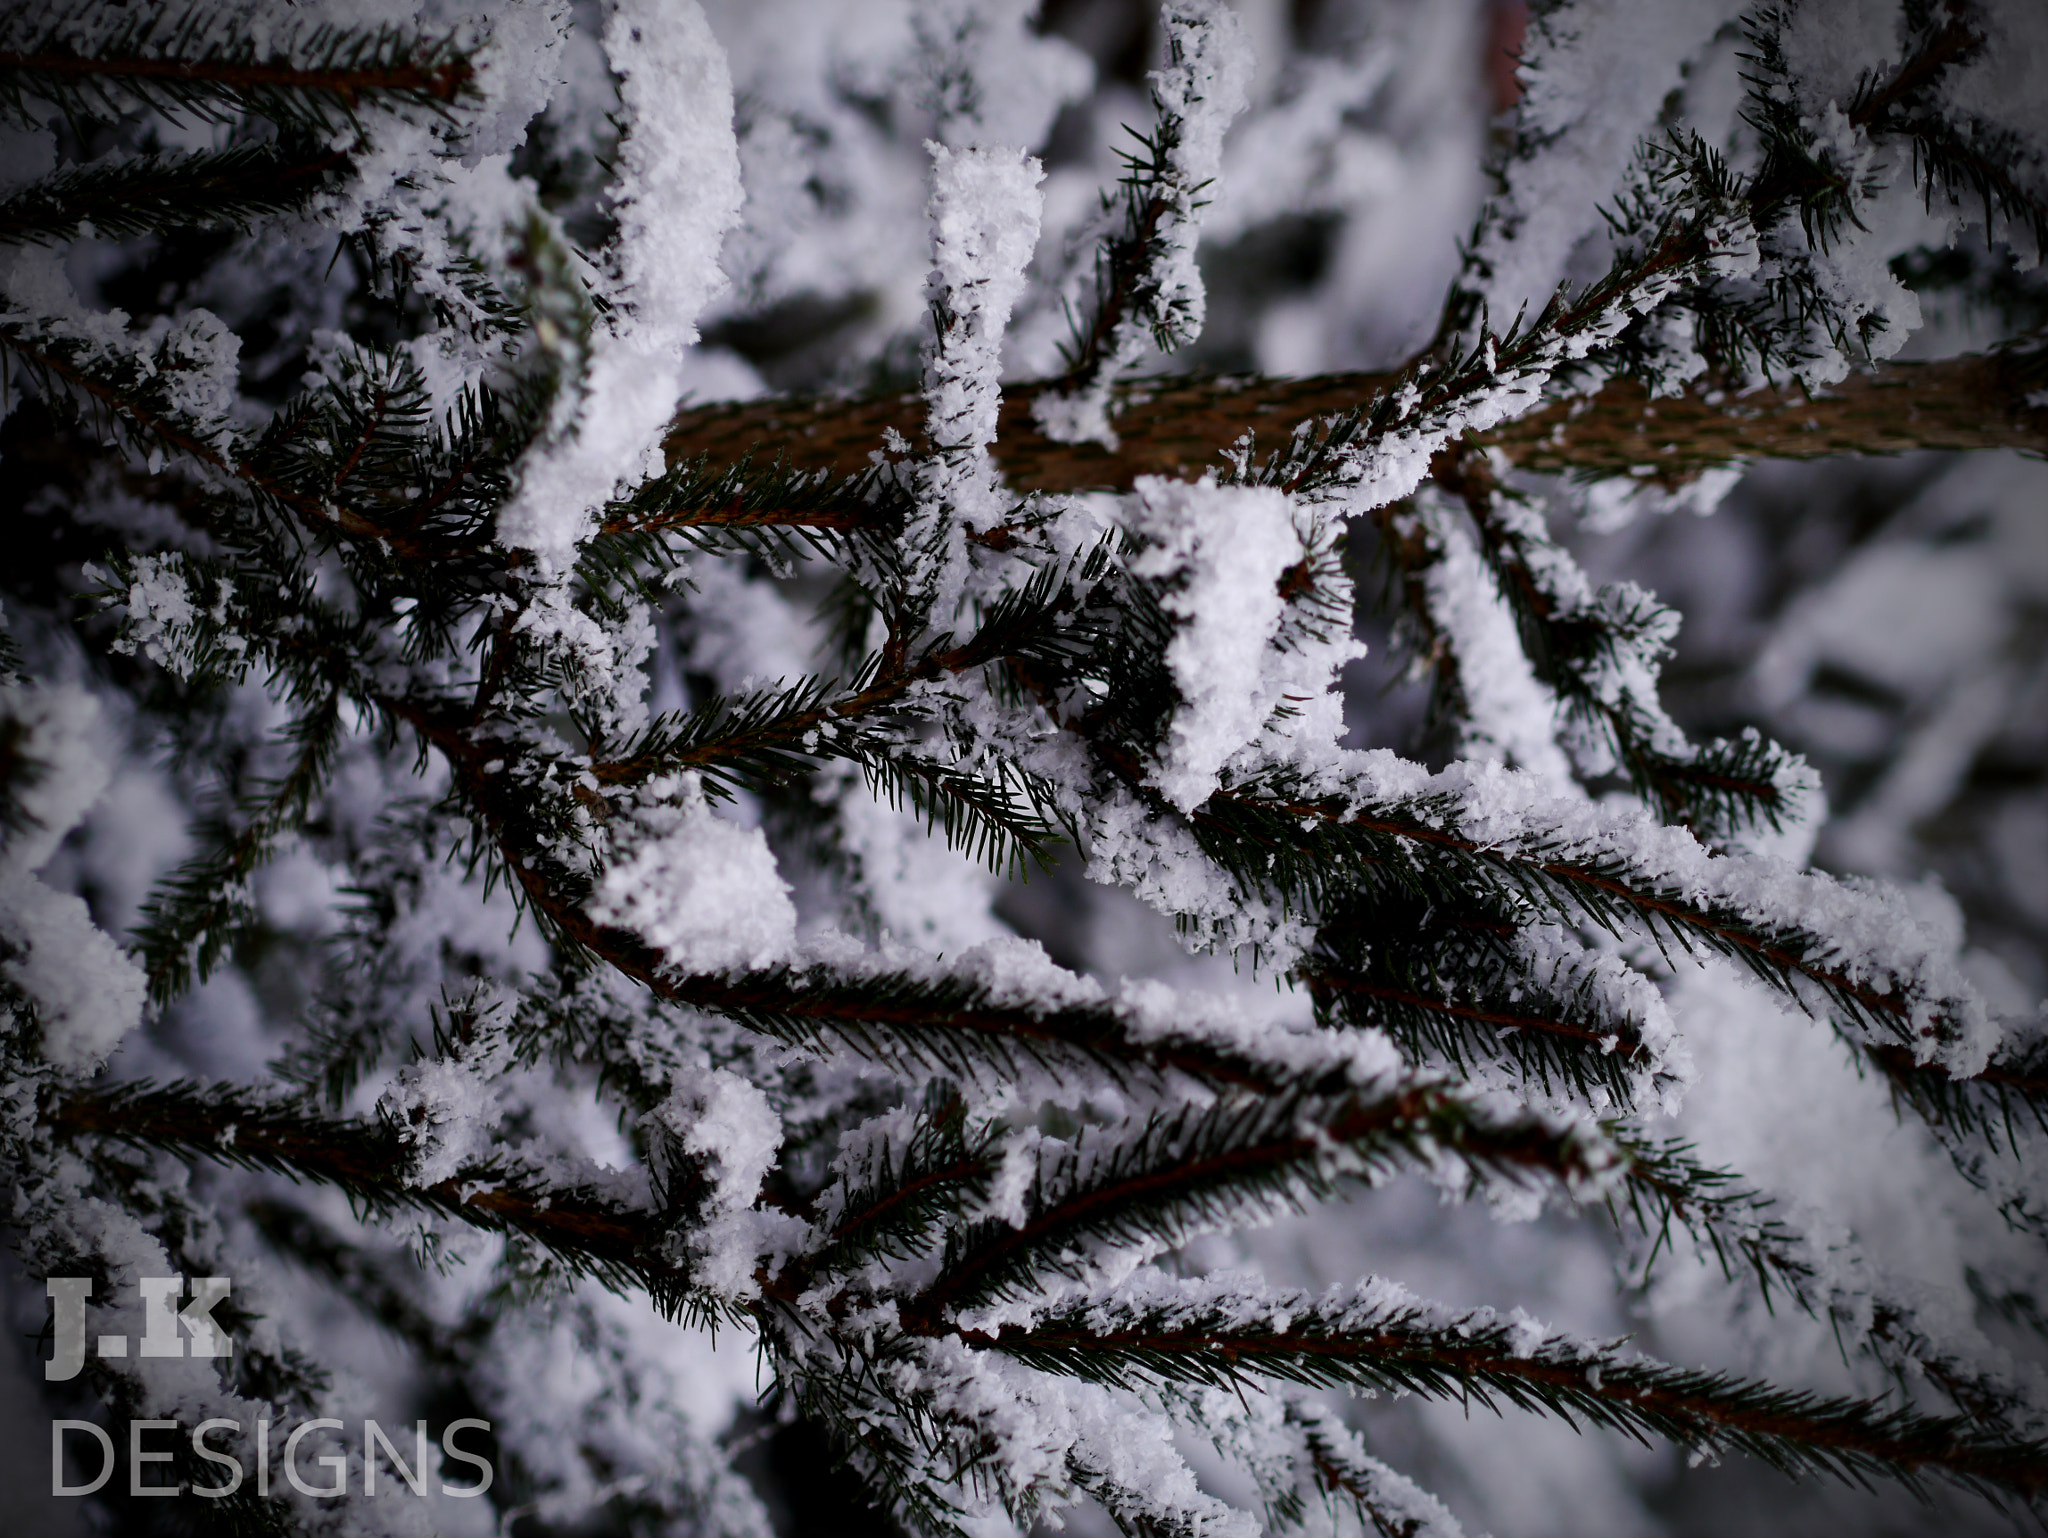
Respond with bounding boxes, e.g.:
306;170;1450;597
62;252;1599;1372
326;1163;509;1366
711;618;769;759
661;348;2048;498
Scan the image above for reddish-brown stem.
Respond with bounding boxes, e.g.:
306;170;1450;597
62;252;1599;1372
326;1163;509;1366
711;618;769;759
658;348;2045;500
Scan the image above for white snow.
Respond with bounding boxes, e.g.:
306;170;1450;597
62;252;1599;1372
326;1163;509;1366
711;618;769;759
11;4;2048;1534
1404;491;1574;782
924;141;1045;451
588;774;796;975
497;0;744;571
1473;0;1753;321
0;685;144;1071
1128;474;1304;813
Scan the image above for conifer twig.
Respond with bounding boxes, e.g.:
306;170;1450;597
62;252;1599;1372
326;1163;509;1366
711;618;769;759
974;1278;2048;1501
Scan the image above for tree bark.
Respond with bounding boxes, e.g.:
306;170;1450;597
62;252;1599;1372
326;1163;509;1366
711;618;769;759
661;344;2048;494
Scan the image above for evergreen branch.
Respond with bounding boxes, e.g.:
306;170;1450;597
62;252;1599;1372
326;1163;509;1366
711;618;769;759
1484;334;2047;480
1060;705;2033;1153
910;1086;1610;1316
57;1139;340;1417
1163;770;2023;1128
774;1355;992;1538
1219;209;1734;504
1;322;506;573
1776;2;2046;251
0;316;238;469
1608;1138;2045;1436
598;450;906;544
1027;0;1245;449
1302;889;1671;1110
380;709;1264;1106
1612;1137;1821;1305
1301;965;1643;1103
857;747;1068;878
0;6;474;133
975;1275;2048;1501
0;141;349;245
133;685;346;1006
589;552;1099;795
1044;122;1186;396
45;1080;684;1305
628;963;1370;1100
484;964;693;1116
242;344;515;568
591;675;848;792
1896;109;2048;252
1430;444;1813;842
580;450;908;613
1865;1040;2048;1162
359;702;1385;1101
794;1083;998;1285
1284;1402;1464;1538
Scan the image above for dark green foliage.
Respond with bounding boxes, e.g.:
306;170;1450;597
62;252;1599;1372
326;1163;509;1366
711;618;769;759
1306;888;1665;1110
796;1082;997;1283
993;1280;2048;1501
0;141;348;244
918;1087;1606;1315
49;1078;716;1317
0;2;474;135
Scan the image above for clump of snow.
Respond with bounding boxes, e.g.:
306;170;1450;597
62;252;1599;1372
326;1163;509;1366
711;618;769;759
381;987;519;1188
498;0;744;571
148;309;242;432
457;0;576;161
1;880;147;1071
510;585;657;738
95;553;247;682
1128;475;1303;813
0;685;144;1070
883;1335;1256;1538
1403;492;1573;782
0;245;243;449
923;141;1044;456
588;773;797;974
902;138;1045;622
953;933;1105;1013
384;1057;503;1187
658;1063;782;1214
656;1063;792;1298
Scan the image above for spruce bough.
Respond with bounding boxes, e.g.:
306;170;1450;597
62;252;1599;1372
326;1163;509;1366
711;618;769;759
2;1;2046;1533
